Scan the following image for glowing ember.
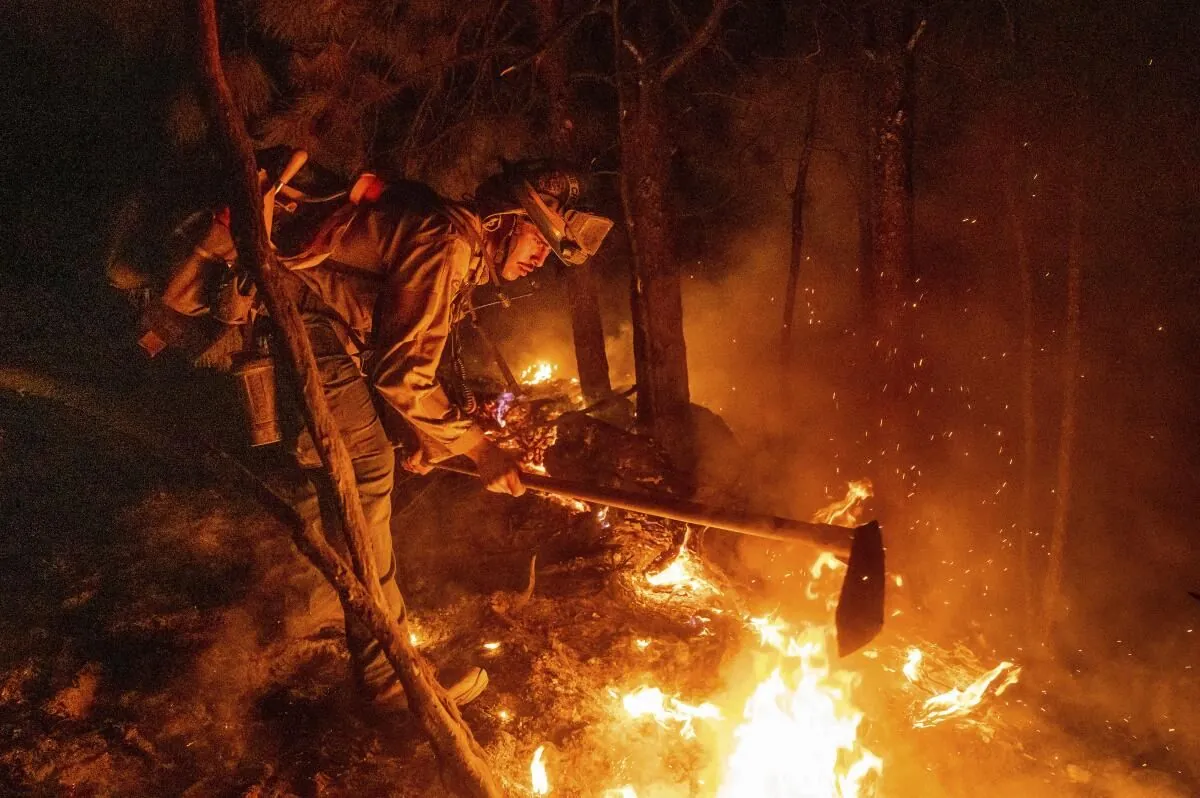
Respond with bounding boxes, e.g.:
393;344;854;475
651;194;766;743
531;745;550;795
912;660;1021;728
718;624;881;797
521;361;558;385
811;480;874;527
602;789;639;798
482;641;501;651
644;528;720;594
621;686;722;740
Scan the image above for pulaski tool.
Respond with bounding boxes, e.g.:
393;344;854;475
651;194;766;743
433;461;886;656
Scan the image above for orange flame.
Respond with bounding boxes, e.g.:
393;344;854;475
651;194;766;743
811;479;874;527
531;745;550;794
521;361;558;385
718;622;881;796
902;647;924;683
621;686;722;740
644;528;720;595
912;661;1021;728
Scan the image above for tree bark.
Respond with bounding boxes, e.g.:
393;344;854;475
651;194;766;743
613;0;730;468
781;77;821;374
863;0;918;359
1041;180;1083;643
1004;148;1038;621
192;2;501;794
855;75;877;326
618;71;693;464
533;0;613;404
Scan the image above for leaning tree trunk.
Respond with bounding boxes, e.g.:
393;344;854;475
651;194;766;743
1041;179;1083;644
533;0;613;404
192;3;502;794
781;77;822;375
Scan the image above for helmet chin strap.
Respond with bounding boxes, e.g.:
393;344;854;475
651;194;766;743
481;213;519;303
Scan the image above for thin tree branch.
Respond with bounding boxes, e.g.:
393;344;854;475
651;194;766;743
499;3;605;77
906;19;927;53
193;2;502;794
660;0;733;82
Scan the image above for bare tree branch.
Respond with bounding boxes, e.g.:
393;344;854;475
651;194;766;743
660;0;733;82
906;19;928;53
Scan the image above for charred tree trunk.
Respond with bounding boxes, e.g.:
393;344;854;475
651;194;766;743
855;78;877;328
618;74;691;462
613;0;730;469
1005;148;1038;620
192;3;501;794
863;0;921;359
1041;180;1083;643
533;0;612;404
781;78;821;374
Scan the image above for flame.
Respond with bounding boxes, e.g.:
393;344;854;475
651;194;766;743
902;647;924;683
644;528;720;594
492;390;515;428
748;615;789;650
718;623;881;797
602;788;639;798
912;661;1021;728
805;551;847;606
622;686;722;740
811;480;874;527
521;361;558;385
531;745;550;794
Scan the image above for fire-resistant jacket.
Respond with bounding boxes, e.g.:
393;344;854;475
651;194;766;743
288;194;491;459
163;193;491;459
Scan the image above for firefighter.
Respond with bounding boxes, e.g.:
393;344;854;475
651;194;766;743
280;158;613;711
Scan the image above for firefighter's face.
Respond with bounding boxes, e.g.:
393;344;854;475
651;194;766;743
499;218;552;281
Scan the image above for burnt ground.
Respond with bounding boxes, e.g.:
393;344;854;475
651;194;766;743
1;284;1198;797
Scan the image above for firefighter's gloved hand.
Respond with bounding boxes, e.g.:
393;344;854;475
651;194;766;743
466;439;525;497
401;448;433;475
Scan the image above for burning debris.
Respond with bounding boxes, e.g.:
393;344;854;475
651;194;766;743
644;527;721;596
911;659;1020;729
620;686;722;740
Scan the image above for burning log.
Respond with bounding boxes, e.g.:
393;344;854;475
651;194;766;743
434;462;886;655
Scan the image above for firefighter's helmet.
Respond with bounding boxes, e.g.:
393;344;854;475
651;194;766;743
474;159;613;266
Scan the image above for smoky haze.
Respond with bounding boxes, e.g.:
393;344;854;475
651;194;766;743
481;11;1200;783
1;0;1198;790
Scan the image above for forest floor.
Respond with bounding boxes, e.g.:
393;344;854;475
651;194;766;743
0;285;1196;798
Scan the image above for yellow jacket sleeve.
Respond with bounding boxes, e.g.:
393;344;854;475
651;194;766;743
367;231;485;459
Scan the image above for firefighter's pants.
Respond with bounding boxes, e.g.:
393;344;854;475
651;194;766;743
292;313;405;696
